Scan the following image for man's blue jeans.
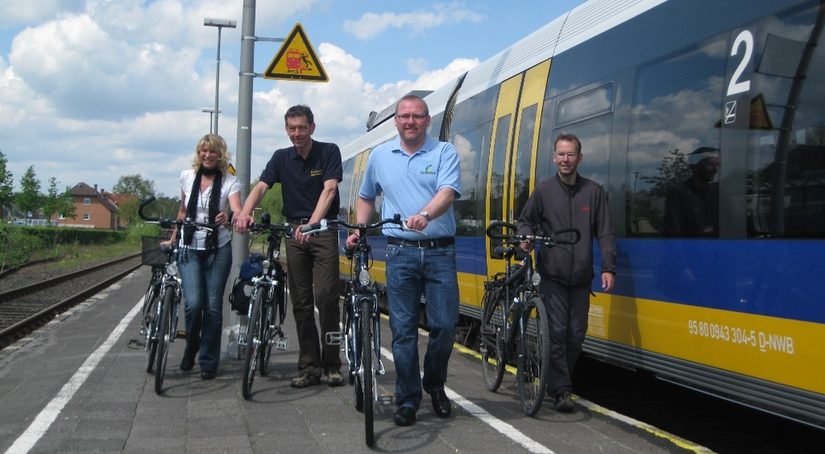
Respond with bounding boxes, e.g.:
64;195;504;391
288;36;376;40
385;243;459;410
178;243;232;372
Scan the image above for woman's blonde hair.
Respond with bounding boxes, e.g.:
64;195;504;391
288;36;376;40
192;134;231;171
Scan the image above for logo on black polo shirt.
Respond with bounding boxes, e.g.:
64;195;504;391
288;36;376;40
421;165;435;175
310;169;323;177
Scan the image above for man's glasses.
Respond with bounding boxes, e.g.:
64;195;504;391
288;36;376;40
555;152;579;159
396;113;428;121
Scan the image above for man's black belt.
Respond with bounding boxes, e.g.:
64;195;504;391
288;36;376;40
386;237;454;248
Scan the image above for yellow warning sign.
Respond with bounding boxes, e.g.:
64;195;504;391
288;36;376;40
263;23;328;82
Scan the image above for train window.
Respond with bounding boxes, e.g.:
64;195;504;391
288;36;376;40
745;3;825;238
448;85;499;236
513;104;537;219
555;84;613;128
490;115;511;224
626;39;725;237
339;159;354;221
429;112;444;139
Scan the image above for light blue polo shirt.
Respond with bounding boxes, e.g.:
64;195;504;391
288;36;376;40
359;136;461;240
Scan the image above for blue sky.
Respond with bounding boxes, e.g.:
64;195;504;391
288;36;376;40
0;0;582;198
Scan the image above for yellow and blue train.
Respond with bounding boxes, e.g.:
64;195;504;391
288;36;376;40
336;0;825;428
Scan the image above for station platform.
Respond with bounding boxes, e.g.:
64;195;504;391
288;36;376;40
0;267;708;453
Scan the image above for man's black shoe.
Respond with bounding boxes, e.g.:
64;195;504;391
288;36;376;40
429;389;452;417
393;406;416;426
180;355;195;371
200;369;216;380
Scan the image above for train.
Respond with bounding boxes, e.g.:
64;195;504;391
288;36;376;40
334;0;825;429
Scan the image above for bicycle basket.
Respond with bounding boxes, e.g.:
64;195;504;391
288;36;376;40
141;236;168;267
229;277;253;314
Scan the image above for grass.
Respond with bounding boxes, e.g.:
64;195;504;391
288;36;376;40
32;241;140;270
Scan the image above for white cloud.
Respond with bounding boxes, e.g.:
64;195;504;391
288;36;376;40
343;2;484;41
0;0;85;28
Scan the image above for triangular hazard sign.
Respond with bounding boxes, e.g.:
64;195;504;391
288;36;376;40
263;23;328;82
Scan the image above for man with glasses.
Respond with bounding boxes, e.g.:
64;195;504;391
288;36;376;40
346;94;461;427
234;104;344;389
517;133;616;413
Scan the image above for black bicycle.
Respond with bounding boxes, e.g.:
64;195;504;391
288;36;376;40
302;215;411;447
139;235;174;374
480;220;580;416
138;197;220;394
240;213;292;400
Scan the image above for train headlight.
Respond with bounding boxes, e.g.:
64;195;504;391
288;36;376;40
531;272;541;288
359;269;372;286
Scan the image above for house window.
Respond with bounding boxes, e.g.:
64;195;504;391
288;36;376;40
83;213;91;221
83;198;91;205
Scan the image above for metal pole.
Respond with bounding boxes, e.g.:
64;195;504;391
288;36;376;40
214;26;222;135
227;0;256;359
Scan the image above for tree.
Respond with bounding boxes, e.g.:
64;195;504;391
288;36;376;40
0;150;13;219
114;174;156;199
42;177;61;224
258;181;284;223
16;166;42;217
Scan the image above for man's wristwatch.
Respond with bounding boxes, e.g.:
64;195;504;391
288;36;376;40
418;210;431;221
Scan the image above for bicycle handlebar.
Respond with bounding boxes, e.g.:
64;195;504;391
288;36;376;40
138;196;222;232
485;220;581;246
300;214;418;235
247;213;294;237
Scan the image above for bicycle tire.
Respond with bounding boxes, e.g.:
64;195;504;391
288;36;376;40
352;298;364;412
480;286;506;392
154;287;175;394
361;296;374;447
143;283;160;374
258;293;274;377
517;295;551;416
242;288;263;400
344;289;356;387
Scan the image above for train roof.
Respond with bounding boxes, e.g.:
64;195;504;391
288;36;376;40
341;0;666;161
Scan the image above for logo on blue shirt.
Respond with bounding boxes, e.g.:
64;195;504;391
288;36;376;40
421;165;435;175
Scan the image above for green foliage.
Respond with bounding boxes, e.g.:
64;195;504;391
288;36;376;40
0;150;13;217
125;221;164;245
42;177;61;222
114;174;156;199
0;224;44;271
640;149;691;198
258;181;284;223
23;226;127;246
16;165;42;215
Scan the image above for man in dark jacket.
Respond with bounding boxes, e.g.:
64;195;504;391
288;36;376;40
517;133;616;413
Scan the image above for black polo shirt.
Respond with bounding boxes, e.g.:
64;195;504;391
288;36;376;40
259;140;342;220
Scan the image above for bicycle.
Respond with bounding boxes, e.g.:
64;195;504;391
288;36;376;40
480;220;580;416
138;196;220;394
139;236;174;374
240;213;293;400
301;214;410;447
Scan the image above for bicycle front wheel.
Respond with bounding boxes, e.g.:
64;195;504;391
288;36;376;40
258;294;275;377
516;295;551;416
360;297;375;447
242;289;263;400
154;287;175;394
480;286;506;392
143;283;160;374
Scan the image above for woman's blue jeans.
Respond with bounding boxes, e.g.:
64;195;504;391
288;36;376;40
178;243;232;372
385;243;459;410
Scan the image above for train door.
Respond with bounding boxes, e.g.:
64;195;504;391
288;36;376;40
485;60;552;278
339;150;371;273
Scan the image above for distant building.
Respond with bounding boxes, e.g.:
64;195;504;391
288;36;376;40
55;183;120;229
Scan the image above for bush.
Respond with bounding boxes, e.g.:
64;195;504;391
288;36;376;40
0;224;45;271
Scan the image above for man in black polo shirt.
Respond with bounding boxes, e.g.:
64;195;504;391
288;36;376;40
234;104;343;388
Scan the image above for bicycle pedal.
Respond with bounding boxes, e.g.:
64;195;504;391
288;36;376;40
176;330;186;339
325;331;343;345
274;338;288;351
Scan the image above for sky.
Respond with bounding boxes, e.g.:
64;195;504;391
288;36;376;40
0;0;583;199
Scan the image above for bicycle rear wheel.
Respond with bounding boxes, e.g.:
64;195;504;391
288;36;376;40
154;287;175;394
480;285;506;392
516;295;551;416
143;283;160;374
360;297;375;447
242;289;263;400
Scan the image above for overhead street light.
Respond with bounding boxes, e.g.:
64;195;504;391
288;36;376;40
204;17;237;135
201;107;222;133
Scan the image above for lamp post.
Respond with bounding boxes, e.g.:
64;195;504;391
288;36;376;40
201;107;221;133
204;17;236;135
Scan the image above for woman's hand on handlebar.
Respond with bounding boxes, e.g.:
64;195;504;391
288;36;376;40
233;213;254;233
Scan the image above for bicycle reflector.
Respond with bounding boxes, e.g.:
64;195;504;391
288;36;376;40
359;269;371;286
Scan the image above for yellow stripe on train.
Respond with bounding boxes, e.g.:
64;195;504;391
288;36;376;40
588;293;825;395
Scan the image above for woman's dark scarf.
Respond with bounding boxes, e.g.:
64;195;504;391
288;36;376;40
183;166;222;251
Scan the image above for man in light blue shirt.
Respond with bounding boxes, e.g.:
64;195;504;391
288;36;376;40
346;94;460;426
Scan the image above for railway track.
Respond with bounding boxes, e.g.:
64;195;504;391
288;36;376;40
0;254;141;349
